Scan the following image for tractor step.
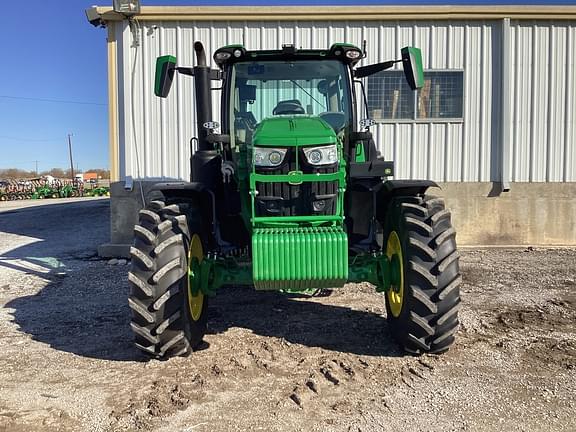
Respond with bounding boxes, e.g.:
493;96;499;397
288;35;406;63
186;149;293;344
252;226;348;290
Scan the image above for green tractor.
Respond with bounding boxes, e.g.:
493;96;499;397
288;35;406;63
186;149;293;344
32;185;56;200
129;42;461;358
88;186;110;197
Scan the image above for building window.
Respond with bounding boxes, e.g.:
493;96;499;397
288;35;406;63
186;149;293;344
366;70;464;121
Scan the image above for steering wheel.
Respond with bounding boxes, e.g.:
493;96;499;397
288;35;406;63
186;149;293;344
273;101;305;115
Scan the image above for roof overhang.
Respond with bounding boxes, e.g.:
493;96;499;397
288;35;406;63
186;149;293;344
86;5;576;25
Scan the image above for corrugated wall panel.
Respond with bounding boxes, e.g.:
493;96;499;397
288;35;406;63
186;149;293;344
512;24;532;182
510;21;576;182
396;124;413;178
462;24;481;182
567;26;576;182
548;25;566;182
479;23;494;182
445;25;464;182
411;124;428;179
531;24;549;182
445;123;463;181
115;19;575;183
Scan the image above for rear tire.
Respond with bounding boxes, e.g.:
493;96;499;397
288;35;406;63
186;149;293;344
382;195;461;354
128;199;208;358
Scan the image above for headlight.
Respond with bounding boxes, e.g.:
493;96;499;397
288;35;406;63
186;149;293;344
303;145;338;166
253;147;287;167
346;49;362;59
215;51;231;61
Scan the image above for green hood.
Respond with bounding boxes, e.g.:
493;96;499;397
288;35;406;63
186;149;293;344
252;116;337;147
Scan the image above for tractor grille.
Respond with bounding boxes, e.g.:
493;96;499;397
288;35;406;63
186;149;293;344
255;147;338;217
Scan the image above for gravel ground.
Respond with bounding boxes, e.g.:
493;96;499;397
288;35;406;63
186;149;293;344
0;198;575;432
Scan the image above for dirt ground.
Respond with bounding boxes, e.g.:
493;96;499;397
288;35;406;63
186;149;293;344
0;198;575;432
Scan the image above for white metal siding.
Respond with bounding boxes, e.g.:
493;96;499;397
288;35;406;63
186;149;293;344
114;19;576;183
510;22;576;182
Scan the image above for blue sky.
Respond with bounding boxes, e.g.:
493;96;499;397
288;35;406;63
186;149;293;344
1;0;575;172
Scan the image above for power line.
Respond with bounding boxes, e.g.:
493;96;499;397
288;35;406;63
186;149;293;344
0;135;62;143
0;95;106;106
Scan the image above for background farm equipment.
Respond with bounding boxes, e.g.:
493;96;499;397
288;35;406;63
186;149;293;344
87;186;109;197
52;180;83;198
0;178;88;201
31;184;56;199
58;184;76;198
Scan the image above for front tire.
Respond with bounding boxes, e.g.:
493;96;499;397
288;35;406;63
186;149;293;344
128;200;208;358
382;195;461;354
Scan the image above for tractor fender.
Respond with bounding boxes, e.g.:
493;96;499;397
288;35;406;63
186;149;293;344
375;180;439;220
150;182;217;240
380;179;439;196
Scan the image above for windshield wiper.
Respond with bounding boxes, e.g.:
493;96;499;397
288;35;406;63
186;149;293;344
289;80;326;111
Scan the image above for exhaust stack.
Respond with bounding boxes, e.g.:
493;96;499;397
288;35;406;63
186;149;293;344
193;41;213;152
191;41;220;186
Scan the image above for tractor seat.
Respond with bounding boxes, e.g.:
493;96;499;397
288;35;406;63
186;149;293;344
273;99;305;115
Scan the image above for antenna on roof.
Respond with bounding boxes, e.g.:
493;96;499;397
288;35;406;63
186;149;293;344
362;40;367;58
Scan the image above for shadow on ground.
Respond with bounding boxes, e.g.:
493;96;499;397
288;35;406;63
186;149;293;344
7;277;400;362
3;198;400;362
210;286;401;357
0;199;109;275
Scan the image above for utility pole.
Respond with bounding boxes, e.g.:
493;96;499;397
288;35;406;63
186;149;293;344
34;160;38;176
68;134;75;180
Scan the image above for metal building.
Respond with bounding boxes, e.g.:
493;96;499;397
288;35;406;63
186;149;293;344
87;5;576;255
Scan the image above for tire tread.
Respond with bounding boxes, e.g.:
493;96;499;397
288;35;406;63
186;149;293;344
128;199;207;359
384;195;461;355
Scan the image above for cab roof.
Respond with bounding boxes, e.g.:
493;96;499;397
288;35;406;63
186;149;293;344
213;43;364;69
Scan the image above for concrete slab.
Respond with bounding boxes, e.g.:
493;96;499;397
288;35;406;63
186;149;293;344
0;196;108;213
437;182;576;246
97;243;131;258
97;180;576;257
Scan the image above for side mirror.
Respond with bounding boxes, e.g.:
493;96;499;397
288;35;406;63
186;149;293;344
154;55;177;98
401;47;424;90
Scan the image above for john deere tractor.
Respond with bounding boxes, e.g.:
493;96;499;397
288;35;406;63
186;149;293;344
129;42;461;358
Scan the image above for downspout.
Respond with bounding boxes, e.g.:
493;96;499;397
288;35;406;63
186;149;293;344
500;17;512;191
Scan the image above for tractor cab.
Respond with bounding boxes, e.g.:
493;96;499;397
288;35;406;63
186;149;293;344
219;46;355;153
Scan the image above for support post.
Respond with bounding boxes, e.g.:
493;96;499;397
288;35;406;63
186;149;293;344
68;134;75;180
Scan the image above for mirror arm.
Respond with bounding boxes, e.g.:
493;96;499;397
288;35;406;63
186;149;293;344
176;67;221;80
176;67;194;76
354;60;400;79
209;69;222;80
207;134;231;144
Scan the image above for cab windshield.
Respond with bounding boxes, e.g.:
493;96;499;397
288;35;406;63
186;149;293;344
229;60;351;147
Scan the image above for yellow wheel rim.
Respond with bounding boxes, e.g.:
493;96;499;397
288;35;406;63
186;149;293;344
386;231;404;318
187;234;204;322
